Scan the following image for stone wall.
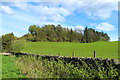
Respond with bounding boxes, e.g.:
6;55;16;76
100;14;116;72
10;52;119;66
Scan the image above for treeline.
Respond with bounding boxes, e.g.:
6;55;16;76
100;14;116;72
1;24;110;52
22;24;110;43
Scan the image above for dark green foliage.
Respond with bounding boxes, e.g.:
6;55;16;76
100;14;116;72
11;40;26;53
18;33;33;41
25;24;110;43
2;33;26;53
16;56;119;79
84;27;89;43
28;25;38;37
2;33;16;52
0;37;2;52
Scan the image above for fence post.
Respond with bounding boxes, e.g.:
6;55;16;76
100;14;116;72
58;53;60;56
49;53;51;56
72;52;75;57
94;51;96;58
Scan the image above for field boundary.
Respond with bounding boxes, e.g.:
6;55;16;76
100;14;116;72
7;52;120;65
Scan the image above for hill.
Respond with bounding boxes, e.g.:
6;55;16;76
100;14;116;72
21;41;118;58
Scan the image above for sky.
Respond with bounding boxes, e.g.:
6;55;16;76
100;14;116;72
0;0;119;41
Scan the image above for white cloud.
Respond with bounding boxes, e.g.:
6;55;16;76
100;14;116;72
2;2;71;22
43;0;118;19
0;5;14;14
96;22;114;31
29;5;71;16
1;0;118;22
90;23;97;26
12;2;29;10
75;25;85;30
28;5;71;22
86;2;117;19
62;1;118;19
48;14;65;22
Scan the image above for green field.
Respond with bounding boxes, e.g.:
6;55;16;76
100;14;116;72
22;41;118;59
1;55;25;78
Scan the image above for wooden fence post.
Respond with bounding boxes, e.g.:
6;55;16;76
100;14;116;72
58;53;60;56
41;53;43;55
72;52;75;57
94;51;96;58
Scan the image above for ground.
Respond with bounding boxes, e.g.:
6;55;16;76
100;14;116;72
1;54;25;78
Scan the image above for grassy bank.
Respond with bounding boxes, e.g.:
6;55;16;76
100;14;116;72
22;41;118;58
2;55;25;78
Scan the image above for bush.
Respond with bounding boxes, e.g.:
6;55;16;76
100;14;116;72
2;33;17;52
0;37;2;52
11;40;26;53
16;56;119;79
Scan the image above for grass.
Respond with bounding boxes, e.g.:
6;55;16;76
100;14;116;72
1;51;119;79
1;55;25;78
21;41;118;59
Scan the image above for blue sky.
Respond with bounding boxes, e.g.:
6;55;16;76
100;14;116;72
0;0;118;41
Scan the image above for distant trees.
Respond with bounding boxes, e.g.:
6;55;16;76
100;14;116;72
26;24;110;43
1;24;110;52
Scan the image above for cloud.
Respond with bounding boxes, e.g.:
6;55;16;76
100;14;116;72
3;2;71;22
90;23;97;26
1;0;118;22
48;14;65;22
28;5;71;22
37;0;118;19
61;0;118;19
96;22;114;31
0;5;14;14
75;25;85;30
29;5;71;17
86;2;117;19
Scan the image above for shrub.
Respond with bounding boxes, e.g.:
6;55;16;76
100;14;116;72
2;33;17;52
11;39;26;53
16;56;119;79
0;37;2;52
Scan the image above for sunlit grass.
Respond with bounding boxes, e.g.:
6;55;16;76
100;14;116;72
2;55;25;78
22;41;118;58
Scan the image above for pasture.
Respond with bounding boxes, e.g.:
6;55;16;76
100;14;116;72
1;41;119;78
1;55;25;78
22;41;118;59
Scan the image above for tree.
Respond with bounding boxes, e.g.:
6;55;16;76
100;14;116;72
26;24;110;42
18;33;33;41
28;25;38;37
56;24;63;42
2;33;17;52
0;37;2;52
69;29;74;42
11;40;26;53
84;27;89;43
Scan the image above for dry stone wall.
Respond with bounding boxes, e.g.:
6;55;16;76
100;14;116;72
10;52;119;66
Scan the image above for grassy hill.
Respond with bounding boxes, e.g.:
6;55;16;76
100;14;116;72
21;41;118;59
